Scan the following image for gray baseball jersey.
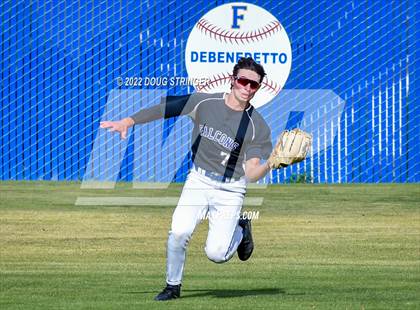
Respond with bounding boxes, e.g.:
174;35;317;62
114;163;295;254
131;92;272;179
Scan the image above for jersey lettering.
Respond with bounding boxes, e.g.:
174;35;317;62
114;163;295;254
199;124;240;151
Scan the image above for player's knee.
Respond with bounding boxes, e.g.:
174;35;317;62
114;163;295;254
169;230;192;248
205;245;228;263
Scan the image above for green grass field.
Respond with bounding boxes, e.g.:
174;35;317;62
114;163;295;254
1;182;419;309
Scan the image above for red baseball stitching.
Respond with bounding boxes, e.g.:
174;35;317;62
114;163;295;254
196;19;282;44
196;73;230;92
196;72;281;95
261;78;281;95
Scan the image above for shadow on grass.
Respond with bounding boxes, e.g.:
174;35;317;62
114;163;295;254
127;288;284;298
182;288;285;298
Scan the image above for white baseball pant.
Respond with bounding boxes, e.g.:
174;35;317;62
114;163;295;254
166;167;247;285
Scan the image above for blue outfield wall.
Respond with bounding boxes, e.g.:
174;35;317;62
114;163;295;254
0;0;418;183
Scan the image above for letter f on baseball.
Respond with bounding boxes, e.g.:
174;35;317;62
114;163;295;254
231;5;247;29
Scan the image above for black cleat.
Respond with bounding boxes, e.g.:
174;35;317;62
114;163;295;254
154;283;181;301
237;218;254;261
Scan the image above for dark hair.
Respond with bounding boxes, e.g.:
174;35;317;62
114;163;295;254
232;57;266;83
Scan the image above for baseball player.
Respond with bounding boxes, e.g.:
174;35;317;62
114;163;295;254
100;57;293;301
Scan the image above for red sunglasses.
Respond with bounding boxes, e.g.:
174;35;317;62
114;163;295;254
234;76;260;90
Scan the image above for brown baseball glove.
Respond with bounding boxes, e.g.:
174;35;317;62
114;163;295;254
268;128;313;169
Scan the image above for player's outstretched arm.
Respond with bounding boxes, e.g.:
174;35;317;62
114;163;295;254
99;94;197;140
100;117;134;140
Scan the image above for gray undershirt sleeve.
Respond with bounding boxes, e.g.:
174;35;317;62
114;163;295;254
129;94;193;124
130;104;164;124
